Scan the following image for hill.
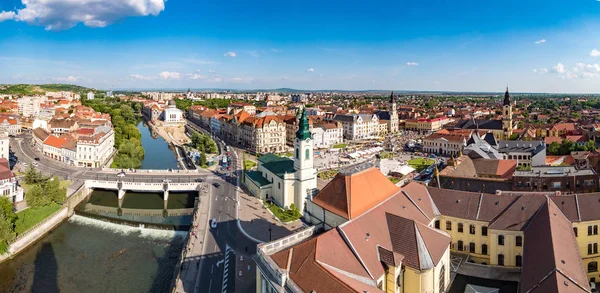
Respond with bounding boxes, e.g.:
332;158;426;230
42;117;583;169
0;84;94;96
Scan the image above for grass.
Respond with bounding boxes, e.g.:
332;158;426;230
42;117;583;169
388;177;400;184
332;143;347;149
317;169;339;180
14;202;62;235
243;159;257;170
21;180;72;193
408;158;435;172
265;201;301;222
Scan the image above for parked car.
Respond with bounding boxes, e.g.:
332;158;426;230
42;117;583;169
194;178;204;182
32;162;38;167
117;171;126;177
21;162;28;167
34;157;40;161
213;182;221;188
210;218;217;229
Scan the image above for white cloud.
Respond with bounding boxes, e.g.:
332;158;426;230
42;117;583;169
224;52;237;57
552;63;566;73
307;68;315;72
534;39;546;44
159;71;181;80
130;74;154;81
591;49;600;57
231;77;252;83
186;73;205;80
533;68;548;74
207;77;222;82
53;76;82;82
208;69;216;73
6;0;165;31
0;11;15;22
406;62;419;66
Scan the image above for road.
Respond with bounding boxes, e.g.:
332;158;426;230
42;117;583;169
13;126;260;293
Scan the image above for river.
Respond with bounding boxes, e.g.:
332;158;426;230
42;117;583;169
137;121;179;170
0;216;186;293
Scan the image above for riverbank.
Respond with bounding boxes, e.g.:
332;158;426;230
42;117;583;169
137;122;180;170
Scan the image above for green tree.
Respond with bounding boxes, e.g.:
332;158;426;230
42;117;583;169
547;142;561;155
26;185;49;209
199;150;207;167
0;197;15;225
24;167;43;184
0;213;16;250
585;140;597;152
44;177;66;205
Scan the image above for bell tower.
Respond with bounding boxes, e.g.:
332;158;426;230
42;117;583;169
389;91;398;133
502;86;513;139
294;108;316;213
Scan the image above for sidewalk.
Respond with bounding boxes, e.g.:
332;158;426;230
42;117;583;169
237;191;304;243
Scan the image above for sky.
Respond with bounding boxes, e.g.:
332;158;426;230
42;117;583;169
2;1;600;93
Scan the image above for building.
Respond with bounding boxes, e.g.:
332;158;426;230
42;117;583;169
244;108;317;213
227;102;256;115
163;99;184;124
17;96;42;117
0;158;23;203
513;165;598;193
404;116;448;133
502;87;514;138
373;92;399;134
496;140;546;167
310;122;343;149
423;130;470;156
87;91;95;100
332;113;381;140
0;118;21;136
76;130;115;167
256;166;594;293
0;134;8;160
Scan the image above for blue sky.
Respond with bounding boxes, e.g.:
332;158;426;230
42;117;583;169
2;0;600;92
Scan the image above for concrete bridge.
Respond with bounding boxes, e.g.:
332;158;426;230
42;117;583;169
85;180;203;206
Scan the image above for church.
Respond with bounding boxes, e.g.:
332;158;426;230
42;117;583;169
453;87;514;140
244;108;318;213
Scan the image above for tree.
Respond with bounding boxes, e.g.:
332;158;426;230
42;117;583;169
199;150;207;167
24;167;43;184
44;177;66;205
585;140;597;152
26;185;49;209
547;142;561;155
0;213;15;250
508;134;519;140
0;197;15;225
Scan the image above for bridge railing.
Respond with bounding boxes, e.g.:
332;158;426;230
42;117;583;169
101;168;199;174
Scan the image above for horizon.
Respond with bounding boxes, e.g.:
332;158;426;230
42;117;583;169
2;1;600;93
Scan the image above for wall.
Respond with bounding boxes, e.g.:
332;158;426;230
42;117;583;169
489;229;523;267
438;216;491;263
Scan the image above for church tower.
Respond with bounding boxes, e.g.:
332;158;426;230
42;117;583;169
389;91;398;133
294;108;316;213
502;87;513;139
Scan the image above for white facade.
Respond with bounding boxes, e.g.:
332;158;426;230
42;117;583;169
0;177;23;203
17;96;42;117
87;91;95;100
163;101;183;123
310;125;343;149
76;130;115;167
0;135;8;160
0;119;21;136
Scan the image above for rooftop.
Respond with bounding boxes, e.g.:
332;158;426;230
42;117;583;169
259;153;296;178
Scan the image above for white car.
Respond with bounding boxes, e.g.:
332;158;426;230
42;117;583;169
21;162;28;167
32;162;38;167
117;172;126;177
210;218;217;229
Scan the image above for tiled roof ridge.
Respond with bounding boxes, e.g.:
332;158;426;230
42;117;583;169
555;268;592;293
521;196;554;232
345;176;351;219
318;261;377;289
575;194;582;222
336;226;375;280
287;248;294;271
488;195;520;227
401;190;431;221
475;193;483;220
424;186;441;216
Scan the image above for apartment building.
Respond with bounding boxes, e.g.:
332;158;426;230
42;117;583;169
17;96;43;117
332;113;381;140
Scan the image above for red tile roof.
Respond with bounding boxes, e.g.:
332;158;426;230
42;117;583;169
43;135;67;148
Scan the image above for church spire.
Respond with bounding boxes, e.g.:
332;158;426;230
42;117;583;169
390;91;395;103
296;108;311;140
503;86;511;106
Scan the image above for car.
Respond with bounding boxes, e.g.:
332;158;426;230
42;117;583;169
210;218;217;228
213;182;221;188
21;162;28;167
34;157;40;161
194;178;204;182
117;171;126;177
32;162;38;167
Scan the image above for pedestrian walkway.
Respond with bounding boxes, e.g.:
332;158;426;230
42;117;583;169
237;191;304;243
173;184;211;293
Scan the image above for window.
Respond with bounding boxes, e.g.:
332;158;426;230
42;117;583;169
305;148;310;160
589;262;598;273
498;254;504;266
481;226;488;236
574;227;578;237
295;148;299;159
458;223;464;233
469;242;476;253
595;225;598;235
589;244;594;255
498;235;504;246
439;265;445;292
469;225;475;235
278;182;281;190
595;243;598;254
516;236;523;247
481;244;488;255
552;182;562;188
516;255;522;267
434;220;440;229
446;221;452;231
457;240;463;251
589;226;593;236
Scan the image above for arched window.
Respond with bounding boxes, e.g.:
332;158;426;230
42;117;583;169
498;235;504;246
305;148;310;160
589;261;598;273
498;254;505;266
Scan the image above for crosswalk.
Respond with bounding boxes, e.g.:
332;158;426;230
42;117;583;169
221;245;236;293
